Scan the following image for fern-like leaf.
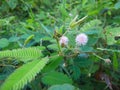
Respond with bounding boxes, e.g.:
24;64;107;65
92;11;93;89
105;26;120;45
80;19;102;35
0;57;49;90
0;47;44;62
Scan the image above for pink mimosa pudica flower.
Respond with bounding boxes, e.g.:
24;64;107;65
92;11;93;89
75;33;88;46
59;36;69;47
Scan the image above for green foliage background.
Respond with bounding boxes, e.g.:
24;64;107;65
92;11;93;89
0;0;120;90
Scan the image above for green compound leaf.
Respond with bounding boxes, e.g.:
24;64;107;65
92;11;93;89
7;0;18;9
0;38;9;48
0;47;44;62
115;1;120;9
42;55;63;72
0;57;49;90
80;19;102;35
42;71;73;85
105;26;120;45
48;84;80;90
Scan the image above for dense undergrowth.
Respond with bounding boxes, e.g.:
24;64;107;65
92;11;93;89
0;0;120;90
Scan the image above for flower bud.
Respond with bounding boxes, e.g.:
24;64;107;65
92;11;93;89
104;59;111;64
59;36;69;47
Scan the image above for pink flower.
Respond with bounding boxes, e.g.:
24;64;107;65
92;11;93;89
59;36;69;47
75;33;88;46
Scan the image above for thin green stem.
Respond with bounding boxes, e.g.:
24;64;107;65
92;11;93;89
0;64;18;68
97;48;120;53
93;53;105;61
56;38;62;53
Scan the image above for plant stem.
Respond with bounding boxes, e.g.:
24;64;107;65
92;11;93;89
93;53;105;61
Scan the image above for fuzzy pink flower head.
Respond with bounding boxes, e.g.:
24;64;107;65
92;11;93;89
104;59;111;64
59;36;69;47
75;33;88;46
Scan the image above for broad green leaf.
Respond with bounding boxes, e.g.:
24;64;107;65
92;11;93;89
74;56;91;68
0;57;49;90
42;71;72;85
42;55;63;72
88;62;99;74
115;1;120;9
87;37;98;46
0;38;9;48
0;74;8;80
9;36;20;42
113;53;119;71
82;0;88;7
48;84;80;90
71;65;81;80
7;0;18;9
105;26;120;45
47;44;59;51
107;36;116;45
80;45;93;52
